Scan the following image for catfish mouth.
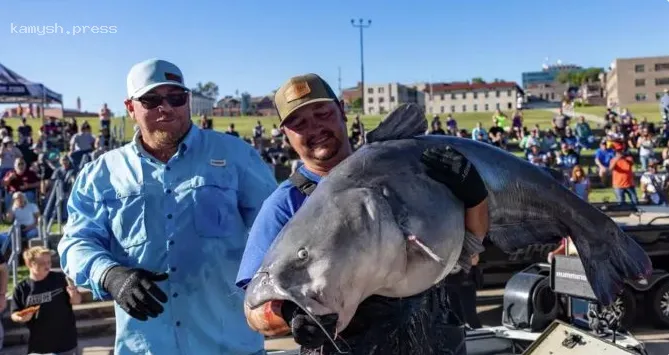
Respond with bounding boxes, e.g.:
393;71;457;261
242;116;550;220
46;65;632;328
246;271;348;351
245;271;337;317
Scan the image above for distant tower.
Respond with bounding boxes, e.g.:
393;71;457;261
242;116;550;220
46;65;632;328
76;96;81;112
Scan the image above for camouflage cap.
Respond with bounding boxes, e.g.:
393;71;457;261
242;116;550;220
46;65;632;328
274;73;338;125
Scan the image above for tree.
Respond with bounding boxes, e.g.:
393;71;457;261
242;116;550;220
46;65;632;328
471;77;486;84
191;81;219;99
556;67;604;86
350;97;362;110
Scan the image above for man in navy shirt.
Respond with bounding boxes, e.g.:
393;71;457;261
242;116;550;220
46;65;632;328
595;140;615;186
237;74;490;354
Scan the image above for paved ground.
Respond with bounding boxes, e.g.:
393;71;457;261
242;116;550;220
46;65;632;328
2;288;667;355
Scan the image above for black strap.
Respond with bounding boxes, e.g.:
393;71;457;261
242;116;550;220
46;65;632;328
289;170;317;196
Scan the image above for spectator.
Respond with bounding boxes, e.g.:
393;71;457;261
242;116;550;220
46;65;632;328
430;121;446;135
662;140;669;170
552;108;570;137
511;110;523;140
2;157;39;209
226;123;240;137
0;137;23;178
430;114;441;129
33;152;56;199
0;191;40;246
271;123;283;139
445;114;458;135
610;148;638;205
561;127;578;151
491;109;508;131
636;127;657;171
51;155;77;194
199;113;213;130
11;246;81;355
661;88;669;122
0;252;7;352
99;103;112;130
41;116;64;150
471;122;487;142
527;144;548;167
96;127;114;150
69;122;96;153
541;129;558;152
488;121;505;142
0;119;13;140
569;165;590;202
555;142;579;176
574;116;594;148
490;130;506;149
17;118;33;147
350;115;365;147
640;160;667;205
595;140;615;186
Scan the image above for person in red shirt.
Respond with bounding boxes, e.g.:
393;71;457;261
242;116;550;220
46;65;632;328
609;148;638;205
2;157;39;210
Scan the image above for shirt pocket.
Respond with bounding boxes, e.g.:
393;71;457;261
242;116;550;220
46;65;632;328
190;173;238;238
101;187;148;248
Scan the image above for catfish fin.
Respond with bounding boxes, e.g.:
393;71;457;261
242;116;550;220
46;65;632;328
365;103;428;143
407;235;447;266
486;219;567;254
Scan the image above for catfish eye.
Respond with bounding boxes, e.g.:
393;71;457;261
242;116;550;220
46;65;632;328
297;248;309;260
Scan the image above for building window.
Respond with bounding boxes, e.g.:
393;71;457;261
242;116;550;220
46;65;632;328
635;79;645;87
379;97;385;103
496;103;500;109
390;96;395;102
451;93;456;99
367;88;374;94
462;93;467;99
378;87;384;93
473;104;478;112
635;93;647;101
551;92;555;100
495;91;500;98
507;90;512;97
656;77;669;86
484;103;489;111
379;106;385;113
655;63;669;71
462;105;467;112
440;106;444;113
507;102;512;109
368;98;374;103
484;91;489;98
450;105;455;113
635;64;645;73
440;94;444;101
473;92;478;99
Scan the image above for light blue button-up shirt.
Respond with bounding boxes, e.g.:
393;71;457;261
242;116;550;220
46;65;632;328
58;124;277;355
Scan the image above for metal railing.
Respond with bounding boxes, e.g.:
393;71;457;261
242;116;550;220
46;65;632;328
1;221;24;291
40;178;66;241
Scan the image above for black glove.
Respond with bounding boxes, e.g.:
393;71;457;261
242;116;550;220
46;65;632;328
421;146;488;208
101;266;169;321
280;301;337;348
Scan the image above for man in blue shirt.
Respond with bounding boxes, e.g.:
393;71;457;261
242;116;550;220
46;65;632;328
58;58;277;355
595;140;615;187
238;74;490;354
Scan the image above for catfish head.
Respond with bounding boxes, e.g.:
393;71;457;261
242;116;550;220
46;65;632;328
244;182;410;333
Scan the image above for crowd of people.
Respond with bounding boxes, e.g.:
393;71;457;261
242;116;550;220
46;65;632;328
0;110;119;253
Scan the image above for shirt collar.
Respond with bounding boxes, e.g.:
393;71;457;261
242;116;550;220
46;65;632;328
298;164;323;183
132;122;200;159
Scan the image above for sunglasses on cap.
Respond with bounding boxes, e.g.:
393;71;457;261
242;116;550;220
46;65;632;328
135;91;189;110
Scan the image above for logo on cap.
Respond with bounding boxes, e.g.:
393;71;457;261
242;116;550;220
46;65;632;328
284;81;311;103
165;72;183;83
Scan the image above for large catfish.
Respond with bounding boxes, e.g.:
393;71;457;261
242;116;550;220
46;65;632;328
245;103;651;347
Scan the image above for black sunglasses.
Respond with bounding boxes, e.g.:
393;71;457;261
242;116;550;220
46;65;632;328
135;91;189;110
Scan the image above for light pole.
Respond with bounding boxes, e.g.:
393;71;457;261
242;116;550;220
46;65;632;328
351;18;371;115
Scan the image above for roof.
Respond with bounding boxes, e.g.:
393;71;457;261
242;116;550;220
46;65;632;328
190;92;216;101
426;81;521;93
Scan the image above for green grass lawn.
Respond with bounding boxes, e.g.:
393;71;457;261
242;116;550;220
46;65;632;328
575;103;664;122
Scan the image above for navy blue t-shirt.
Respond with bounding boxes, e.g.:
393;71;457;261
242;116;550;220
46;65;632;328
595;147;615;167
236;165;322;289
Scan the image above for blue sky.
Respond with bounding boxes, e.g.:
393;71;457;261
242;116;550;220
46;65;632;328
1;0;667;115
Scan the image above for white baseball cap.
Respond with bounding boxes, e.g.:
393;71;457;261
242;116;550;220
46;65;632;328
126;58;188;99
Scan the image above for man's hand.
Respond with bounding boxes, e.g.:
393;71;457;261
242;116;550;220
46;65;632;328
421;146;488;208
101;266;168;321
